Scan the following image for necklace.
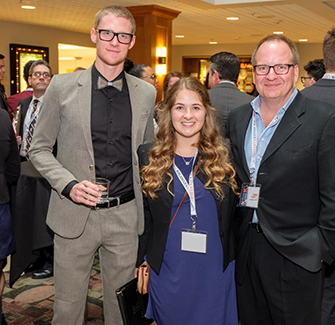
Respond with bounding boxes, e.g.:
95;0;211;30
181;156;194;166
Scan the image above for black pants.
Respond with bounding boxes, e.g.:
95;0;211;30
322;260;335;325
237;227;324;325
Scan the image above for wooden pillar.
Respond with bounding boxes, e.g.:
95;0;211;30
127;5;180;102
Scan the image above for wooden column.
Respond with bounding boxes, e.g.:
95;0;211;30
127;5;180;102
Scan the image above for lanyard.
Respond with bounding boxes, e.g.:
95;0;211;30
249;111;278;185
173;149;198;230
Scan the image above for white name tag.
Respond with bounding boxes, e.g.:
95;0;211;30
240;183;261;208
181;229;207;254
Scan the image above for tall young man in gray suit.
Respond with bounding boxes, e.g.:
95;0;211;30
301;28;335;325
30;5;156;325
227;35;335;325
208;51;253;137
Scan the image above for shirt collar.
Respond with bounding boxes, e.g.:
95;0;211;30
92;63;125;91
251;87;298;115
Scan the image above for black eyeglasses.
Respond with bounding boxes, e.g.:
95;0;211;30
141;74;157;80
32;71;51;78
96;29;133;44
301;76;313;83
253;64;294;75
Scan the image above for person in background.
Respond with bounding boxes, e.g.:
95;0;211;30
227;34;335;325
137;77;239;325
0;104;20;325
29;5;156;324
7;60;35;121
0;54;9;117
301;28;335;325
208;51;253;138
301;58;325;88
128;63;158;90
17;60;52;159
123;57;134;73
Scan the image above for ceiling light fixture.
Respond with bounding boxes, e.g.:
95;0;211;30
21;5;35;9
273;31;283;34
209;41;218;44
175;35;184;38
299;39;308;42
226;17;239;20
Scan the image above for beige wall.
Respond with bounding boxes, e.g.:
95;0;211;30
0;20;93;95
171;42;323;90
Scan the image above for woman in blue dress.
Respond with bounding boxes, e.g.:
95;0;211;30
137;77;239;325
0;106;20;325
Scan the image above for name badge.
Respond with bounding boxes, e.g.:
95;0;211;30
240;183;261;208
181;229;207;254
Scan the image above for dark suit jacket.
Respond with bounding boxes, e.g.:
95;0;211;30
136;143;237;275
0;109;20;204
301;78;335;106
227;92;335;284
209;82;253;137
17;96;32;138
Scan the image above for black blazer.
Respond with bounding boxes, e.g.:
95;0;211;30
136;143;237;275
17;96;32;138
227;92;335;284
0;109;20;204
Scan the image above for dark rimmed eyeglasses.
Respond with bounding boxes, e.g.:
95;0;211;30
31;71;51;78
301;76;313;83
141;74;157;80
253;64;294;75
95;29;133;44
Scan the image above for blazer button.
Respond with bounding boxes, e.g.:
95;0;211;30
89;165;94;170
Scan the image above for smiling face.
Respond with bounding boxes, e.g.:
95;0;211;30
171;89;206;145
91;14;135;74
253;40;299;107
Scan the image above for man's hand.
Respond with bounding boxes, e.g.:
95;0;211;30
16;135;21;146
69;180;102;206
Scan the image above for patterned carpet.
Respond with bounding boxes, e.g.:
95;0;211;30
2;254;103;325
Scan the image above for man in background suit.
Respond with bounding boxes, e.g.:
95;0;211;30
301;27;335;325
7;60;34;121
30;5;156;325
17;60;52;161
227;34;335;325
208;51;253;137
301;58;325;88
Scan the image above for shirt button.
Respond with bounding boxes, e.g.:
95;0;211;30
109;141;113;145
109;98;113;102
110;119;113;123
89;165;94;170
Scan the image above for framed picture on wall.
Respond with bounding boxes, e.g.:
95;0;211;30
9;44;49;95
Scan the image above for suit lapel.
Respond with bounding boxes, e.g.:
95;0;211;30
261;93;305;165
236;106;253;178
77;67;94;161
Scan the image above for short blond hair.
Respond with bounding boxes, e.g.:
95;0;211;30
94;5;136;34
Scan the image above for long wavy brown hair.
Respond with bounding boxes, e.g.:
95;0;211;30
141;77;238;199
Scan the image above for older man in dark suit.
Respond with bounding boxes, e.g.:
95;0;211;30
301;27;335;325
208;51;253;137
30;5;156;325
227;34;335;325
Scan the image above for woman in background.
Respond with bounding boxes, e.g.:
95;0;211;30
0;106;20;325
137;77;238;325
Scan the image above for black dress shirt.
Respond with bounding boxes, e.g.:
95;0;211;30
91;64;133;197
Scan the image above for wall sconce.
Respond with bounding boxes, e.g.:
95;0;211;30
156;46;167;75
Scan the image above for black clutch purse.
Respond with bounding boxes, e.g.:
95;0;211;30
115;277;154;325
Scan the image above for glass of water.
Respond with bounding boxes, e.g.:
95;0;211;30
91;178;110;203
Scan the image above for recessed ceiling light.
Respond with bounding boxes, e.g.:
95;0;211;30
209;41;218;44
226;17;239;21
273;31;283;34
299;39;308;42
175;35;184;38
21;5;36;9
